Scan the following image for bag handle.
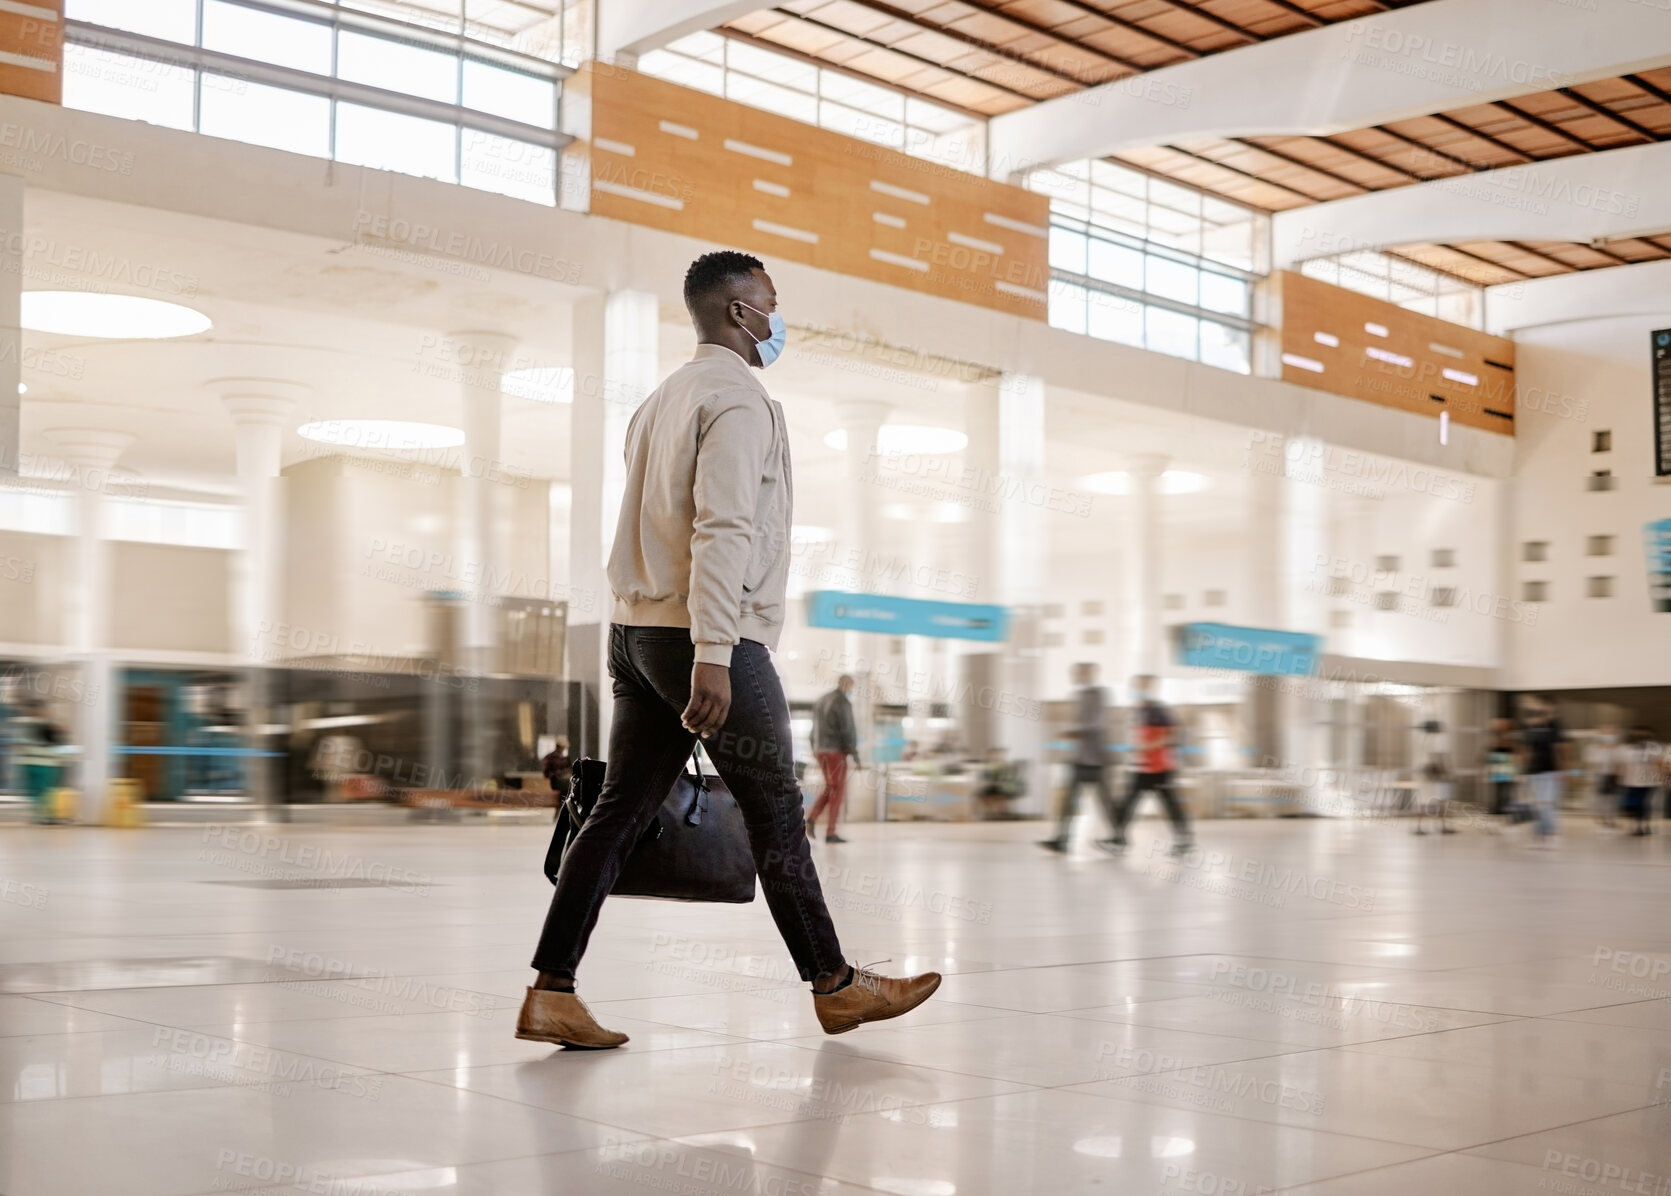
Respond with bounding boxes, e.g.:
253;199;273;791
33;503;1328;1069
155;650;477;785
685;750;708;826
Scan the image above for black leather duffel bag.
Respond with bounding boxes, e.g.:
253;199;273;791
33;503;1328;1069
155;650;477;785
543;755;756;903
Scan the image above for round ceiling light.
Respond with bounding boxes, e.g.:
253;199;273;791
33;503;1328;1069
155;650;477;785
501;366;574;405
297;420;464;451
1078;469;1209;496
823;425;968;455
23;292;212;339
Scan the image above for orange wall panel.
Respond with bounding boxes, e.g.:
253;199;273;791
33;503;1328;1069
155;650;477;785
586;64;1049;322
1279;271;1515;436
0;1;63;105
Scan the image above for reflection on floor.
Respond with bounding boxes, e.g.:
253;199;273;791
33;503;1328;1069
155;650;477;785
1;817;1669;1195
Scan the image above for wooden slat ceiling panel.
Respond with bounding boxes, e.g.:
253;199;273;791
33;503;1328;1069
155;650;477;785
716;2;1670;281
1389;244;1523;288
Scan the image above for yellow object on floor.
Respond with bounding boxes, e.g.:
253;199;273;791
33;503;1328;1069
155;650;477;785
48;788;79;823
106;779;146;828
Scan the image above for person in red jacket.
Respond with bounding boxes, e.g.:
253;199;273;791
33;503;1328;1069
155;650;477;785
1102;675;1194;856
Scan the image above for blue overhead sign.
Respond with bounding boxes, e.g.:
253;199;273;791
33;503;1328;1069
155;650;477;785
806;591;1009;642
1176;623;1322;677
1648;518;1671;614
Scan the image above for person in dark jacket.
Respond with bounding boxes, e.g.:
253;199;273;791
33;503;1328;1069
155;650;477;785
1041;662;1115;852
806;675;859;842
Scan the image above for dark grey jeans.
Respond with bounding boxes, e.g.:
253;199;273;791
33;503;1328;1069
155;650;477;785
531;625;846;982
1113;770;1192;838
1057;763;1115;843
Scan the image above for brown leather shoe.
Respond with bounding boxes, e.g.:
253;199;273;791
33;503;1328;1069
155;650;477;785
514;987;629;1049
814;965;942;1035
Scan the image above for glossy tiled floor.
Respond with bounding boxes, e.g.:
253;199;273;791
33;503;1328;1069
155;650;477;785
2;815;1670;1195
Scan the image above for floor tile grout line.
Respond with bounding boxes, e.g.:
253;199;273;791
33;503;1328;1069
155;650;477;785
1058;1064;1665;1158
1270;1149;1465;1195
399;1035;1055;1099
392;1060;1034;1156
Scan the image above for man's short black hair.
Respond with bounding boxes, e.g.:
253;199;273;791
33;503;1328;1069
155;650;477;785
684;250;764;309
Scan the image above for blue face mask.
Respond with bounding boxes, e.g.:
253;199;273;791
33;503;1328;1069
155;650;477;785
737;301;786;368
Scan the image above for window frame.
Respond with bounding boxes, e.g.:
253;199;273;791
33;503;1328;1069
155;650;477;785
1046;209;1260;373
64;0;567;200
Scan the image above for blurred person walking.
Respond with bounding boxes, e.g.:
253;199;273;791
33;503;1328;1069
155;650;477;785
1617;726;1666;837
1485;718;1520;823
13;698;63;825
1518;696;1572;845
1102;674;1194;856
1587;724;1621;829
519;251;939;1050
1040;662;1113;852
1414;746;1456;835
805;674;859;843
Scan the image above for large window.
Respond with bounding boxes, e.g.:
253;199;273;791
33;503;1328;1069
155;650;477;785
0;488;238;549
1031;161;1268;374
63;0;567;205
639;31;987;176
1301;252;1484;329
68;0;594;65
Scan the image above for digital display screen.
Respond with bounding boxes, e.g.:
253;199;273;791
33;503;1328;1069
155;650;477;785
1654;328;1671;476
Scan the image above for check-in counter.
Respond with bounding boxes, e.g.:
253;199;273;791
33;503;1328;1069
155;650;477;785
882;766;978;821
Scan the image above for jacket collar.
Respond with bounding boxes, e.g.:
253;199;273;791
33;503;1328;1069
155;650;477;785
693;343;752;370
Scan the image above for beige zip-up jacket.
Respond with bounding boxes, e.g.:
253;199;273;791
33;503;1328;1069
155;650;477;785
607;343;793;666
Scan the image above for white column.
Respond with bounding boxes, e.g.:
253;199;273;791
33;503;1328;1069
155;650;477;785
447;331;517;675
835;398;889;595
904;508;935;744
833;399;889;771
447;331;517;786
1124;453;1168;678
1284;437;1330;641
214;381;305;660
1243;438;1284;630
1244;434;1330;772
962;382;1001;756
215;381;304;813
0;174;20;480
997;373;1047;813
45;428;133;824
568;293;657;755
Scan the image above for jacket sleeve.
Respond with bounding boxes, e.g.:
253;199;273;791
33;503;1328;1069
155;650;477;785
689;393;773;666
838;696;859;757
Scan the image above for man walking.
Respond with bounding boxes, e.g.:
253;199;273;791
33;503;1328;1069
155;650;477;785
1102;674;1193;856
1519;695;1571;845
518;252;939;1049
806;674;860;842
1040;662;1114;852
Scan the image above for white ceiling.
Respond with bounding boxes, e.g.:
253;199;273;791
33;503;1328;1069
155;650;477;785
17;189;1281;556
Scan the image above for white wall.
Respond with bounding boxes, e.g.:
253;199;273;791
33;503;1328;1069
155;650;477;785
282;454;555;665
1331;481;1507;671
1506;322;1671;689
0;530;63;648
109;543;231;655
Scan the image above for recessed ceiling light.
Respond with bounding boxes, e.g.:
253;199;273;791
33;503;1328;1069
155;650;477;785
22;292;212;339
297;420;463;450
501;366;574;404
824;425;968;454
1079;470;1208;496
